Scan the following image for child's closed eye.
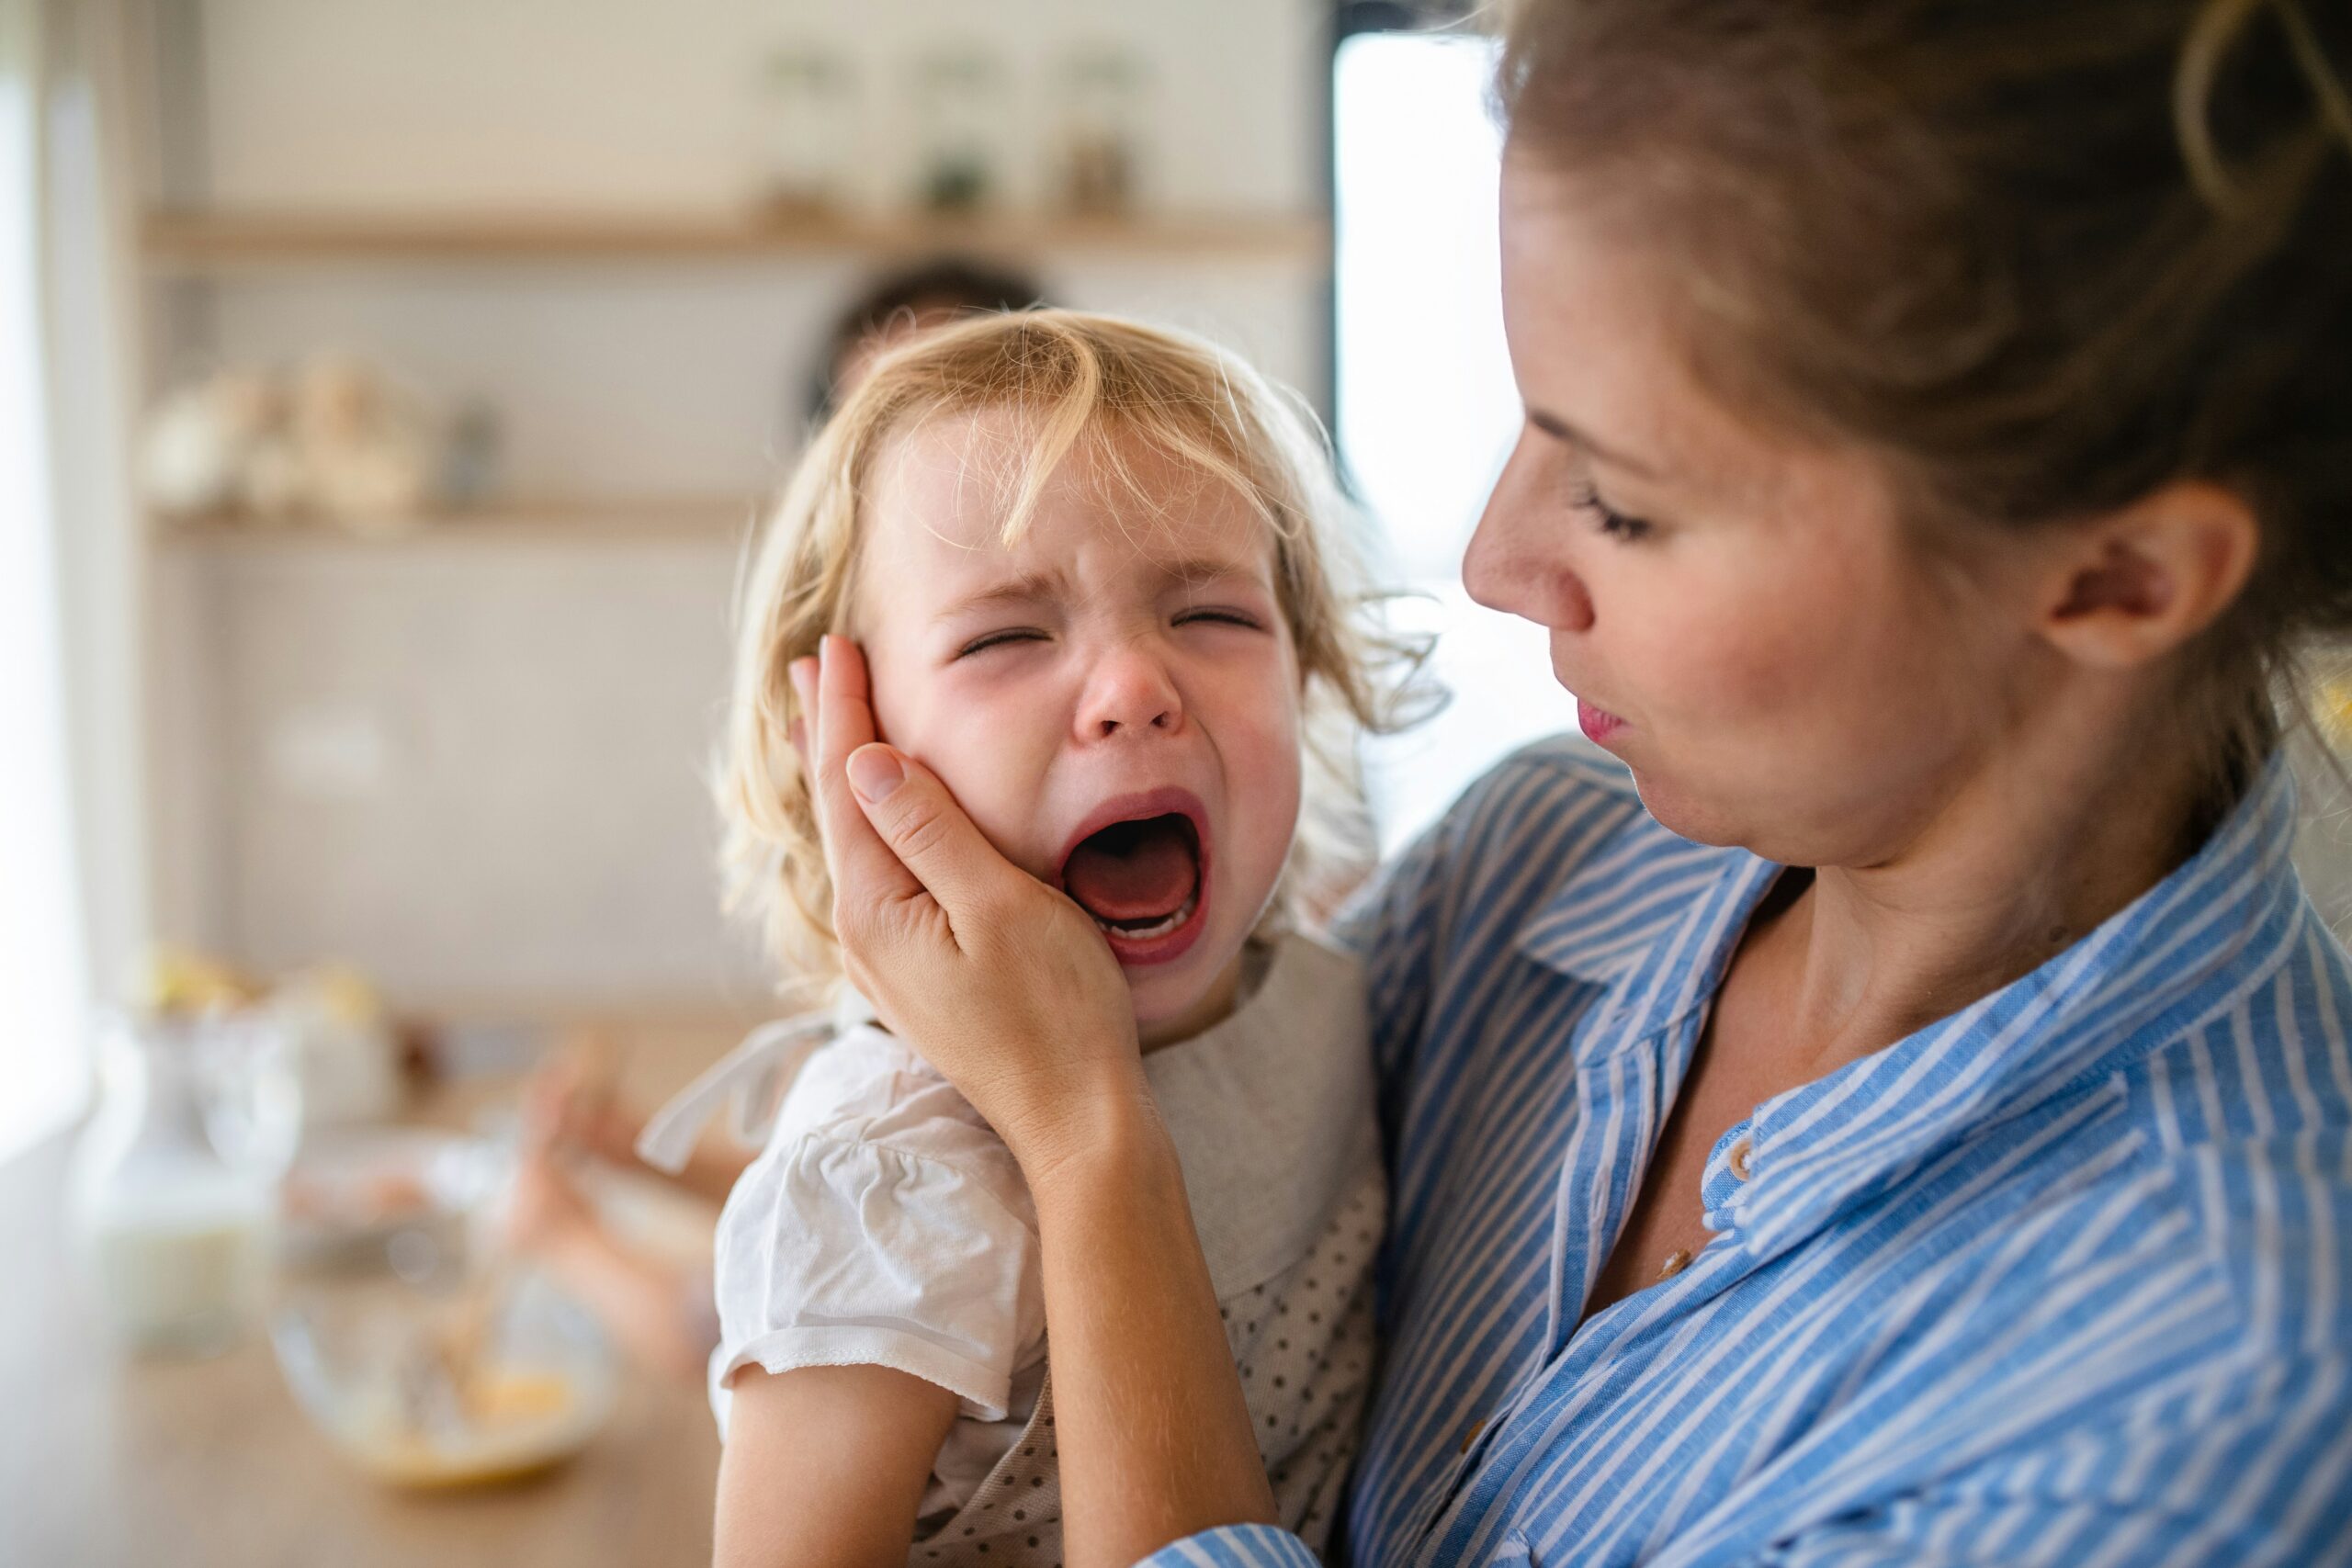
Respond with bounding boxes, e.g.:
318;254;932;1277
1173;607;1267;631
953;608;1266;660
956;627;1051;659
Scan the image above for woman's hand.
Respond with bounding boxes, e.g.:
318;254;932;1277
793;636;1150;1173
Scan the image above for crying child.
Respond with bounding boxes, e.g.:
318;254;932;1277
643;309;1413;1567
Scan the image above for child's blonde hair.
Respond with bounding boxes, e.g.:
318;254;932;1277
718;308;1427;997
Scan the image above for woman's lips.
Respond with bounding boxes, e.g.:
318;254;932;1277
1577;697;1626;745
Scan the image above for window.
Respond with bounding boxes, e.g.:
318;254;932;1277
0;0;93;1161
1332;15;1581;853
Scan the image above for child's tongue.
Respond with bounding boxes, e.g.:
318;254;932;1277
1063;817;1197;923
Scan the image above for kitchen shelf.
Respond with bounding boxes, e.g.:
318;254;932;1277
140;208;1331;273
153;496;765;548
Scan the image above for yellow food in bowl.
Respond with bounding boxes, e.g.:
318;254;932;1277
345;1368;590;1488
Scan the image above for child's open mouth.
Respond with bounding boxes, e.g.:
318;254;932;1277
1057;795;1211;966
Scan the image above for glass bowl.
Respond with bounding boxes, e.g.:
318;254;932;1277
269;1248;617;1488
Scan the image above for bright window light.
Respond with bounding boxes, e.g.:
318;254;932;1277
1334;28;1585;853
0;17;93;1162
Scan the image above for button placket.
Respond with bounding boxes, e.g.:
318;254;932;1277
1698;1123;1757;1247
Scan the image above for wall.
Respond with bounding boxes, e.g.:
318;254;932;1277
163;536;762;1004
187;0;1320;220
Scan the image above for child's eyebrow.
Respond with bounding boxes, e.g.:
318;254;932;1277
931;556;1268;623
1154;555;1269;592
933;567;1071;622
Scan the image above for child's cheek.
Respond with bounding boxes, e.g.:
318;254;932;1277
1204;665;1306;871
1207;652;1306;769
897;681;1062;875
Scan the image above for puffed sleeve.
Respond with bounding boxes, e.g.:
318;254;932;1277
707;1112;1044;1430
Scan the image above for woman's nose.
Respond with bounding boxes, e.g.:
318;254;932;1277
1075;641;1184;740
1463;436;1596;633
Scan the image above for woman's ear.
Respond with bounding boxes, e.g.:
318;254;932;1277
2035;480;2259;670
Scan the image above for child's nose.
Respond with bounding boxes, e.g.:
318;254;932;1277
1076;644;1184;740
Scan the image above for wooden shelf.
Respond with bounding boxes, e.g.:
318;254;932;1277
141;208;1331;273
152;496;764;548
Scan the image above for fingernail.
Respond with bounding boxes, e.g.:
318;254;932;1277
819;635;835;671
847;745;904;802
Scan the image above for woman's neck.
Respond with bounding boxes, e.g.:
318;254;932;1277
1762;702;2222;1083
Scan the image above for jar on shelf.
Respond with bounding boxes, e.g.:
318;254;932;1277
1055;44;1151;218
70;1011;300;1355
910;45;1008;214
757;45;858;218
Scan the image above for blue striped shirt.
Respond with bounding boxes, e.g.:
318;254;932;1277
1143;736;2352;1566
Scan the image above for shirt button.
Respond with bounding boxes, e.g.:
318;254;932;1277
1727;1134;1755;1181
1459;1417;1486;1454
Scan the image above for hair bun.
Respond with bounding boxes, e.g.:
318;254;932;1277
2178;0;2352;209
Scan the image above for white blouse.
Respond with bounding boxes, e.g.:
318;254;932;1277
640;930;1386;1561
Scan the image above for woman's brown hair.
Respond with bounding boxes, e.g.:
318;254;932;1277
1498;0;2352;807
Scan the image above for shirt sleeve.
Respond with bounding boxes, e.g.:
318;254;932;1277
1125;1524;1323;1567
709;1124;1043;1429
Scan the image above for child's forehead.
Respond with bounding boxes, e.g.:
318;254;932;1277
867;410;1275;572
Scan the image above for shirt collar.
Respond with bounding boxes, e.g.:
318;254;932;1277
1727;752;2307;1258
1516;801;1779;1057
1521;752;2310;1258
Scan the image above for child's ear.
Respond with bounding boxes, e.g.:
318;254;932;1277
2033;480;2259;671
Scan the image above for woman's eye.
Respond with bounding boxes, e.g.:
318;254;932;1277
956;628;1048;659
1568;480;1655;543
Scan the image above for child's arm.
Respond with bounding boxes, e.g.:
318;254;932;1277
715;1364;960;1568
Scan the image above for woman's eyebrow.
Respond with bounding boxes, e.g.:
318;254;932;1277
1527;407;1665;481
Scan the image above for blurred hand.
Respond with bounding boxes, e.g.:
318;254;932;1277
503;1040;614;1255
794;636;1151;1174
503;1135;599;1257
519;1034;636;1166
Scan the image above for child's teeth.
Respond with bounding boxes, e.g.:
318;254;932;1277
1095;889;1197;942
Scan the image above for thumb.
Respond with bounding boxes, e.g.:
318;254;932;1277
846;744;1023;923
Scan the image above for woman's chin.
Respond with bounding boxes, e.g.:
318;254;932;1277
1624;769;1747;851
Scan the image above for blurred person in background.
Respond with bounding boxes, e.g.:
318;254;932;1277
803;255;1051;423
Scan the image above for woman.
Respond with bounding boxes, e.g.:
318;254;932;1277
793;1;2352;1562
